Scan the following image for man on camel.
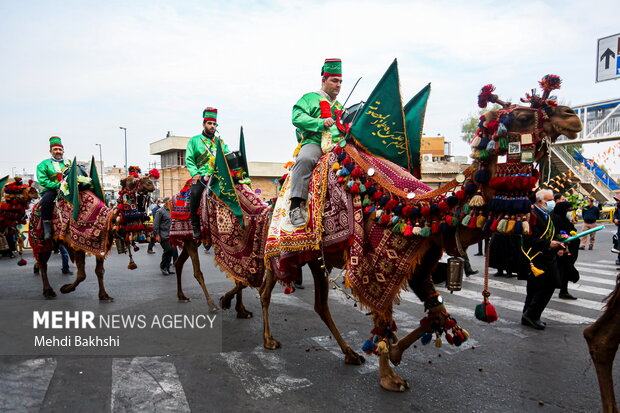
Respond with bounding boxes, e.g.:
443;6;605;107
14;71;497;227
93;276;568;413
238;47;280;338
186;107;230;239
288;58;344;227
36;136;71;240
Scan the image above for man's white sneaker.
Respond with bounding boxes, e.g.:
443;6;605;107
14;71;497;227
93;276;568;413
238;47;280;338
289;207;307;227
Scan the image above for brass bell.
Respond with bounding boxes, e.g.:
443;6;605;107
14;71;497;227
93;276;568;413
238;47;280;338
446;257;464;292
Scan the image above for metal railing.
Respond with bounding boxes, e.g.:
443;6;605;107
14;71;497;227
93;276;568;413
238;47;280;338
549;146;617;201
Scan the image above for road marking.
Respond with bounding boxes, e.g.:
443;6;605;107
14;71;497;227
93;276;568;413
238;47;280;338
311;331;379;374
270;292;314;311
436;287;596;324
575;261;619;271
463;277;606;311
220;351;311;399
0;358;56;412
111;357;190;412
575;265;619;280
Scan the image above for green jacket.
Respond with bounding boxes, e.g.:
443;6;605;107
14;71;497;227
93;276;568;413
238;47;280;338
186;134;230;177
36;158;71;191
292;92;343;146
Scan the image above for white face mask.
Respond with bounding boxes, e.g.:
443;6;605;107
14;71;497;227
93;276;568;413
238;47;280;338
566;211;573;220
545;200;555;212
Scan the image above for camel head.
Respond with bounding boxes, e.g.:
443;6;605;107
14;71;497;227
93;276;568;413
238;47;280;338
120;167;159;194
542;105;582;141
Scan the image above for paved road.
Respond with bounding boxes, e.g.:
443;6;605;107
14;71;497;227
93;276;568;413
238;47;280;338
0;224;619;412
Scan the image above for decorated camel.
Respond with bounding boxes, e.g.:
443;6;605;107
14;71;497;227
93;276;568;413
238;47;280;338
170;70;581;391
0;176;39;261
584;272;620;413
29;161;158;300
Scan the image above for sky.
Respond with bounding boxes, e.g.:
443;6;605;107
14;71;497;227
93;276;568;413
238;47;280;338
1;0;619;178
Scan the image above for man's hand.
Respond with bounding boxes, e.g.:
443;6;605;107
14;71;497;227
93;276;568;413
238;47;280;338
557;249;565;257
550;240;565;250
192;174;201;184
323;118;335;128
154;234;160;243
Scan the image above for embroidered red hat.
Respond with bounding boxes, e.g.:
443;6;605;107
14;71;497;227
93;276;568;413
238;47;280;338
203;107;218;122
321;59;342;77
49;136;63;149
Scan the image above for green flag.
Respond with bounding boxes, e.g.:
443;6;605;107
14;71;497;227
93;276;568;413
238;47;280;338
404;83;431;179
89;156;106;205
0;175;8;195
239;126;249;177
210;137;244;227
349;59;409;169
59;157;80;220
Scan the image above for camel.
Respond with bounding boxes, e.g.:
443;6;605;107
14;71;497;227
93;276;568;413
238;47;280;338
30;168;156;300
0;176;39;257
259;80;583;391
584;272;620;413
171;77;582;391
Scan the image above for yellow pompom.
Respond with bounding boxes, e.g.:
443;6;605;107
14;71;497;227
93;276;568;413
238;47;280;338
462;329;470;339
435;337;442;348
332;162;340;171
376;340;389;354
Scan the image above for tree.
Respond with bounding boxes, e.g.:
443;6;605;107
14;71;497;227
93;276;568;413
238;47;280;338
460;104;501;143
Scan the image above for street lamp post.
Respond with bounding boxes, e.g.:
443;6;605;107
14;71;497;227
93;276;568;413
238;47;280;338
119;127;127;176
95;143;104;188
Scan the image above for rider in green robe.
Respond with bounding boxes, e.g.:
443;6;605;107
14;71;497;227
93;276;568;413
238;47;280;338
186;107;230;238
36;136;71;240
289;58;344;227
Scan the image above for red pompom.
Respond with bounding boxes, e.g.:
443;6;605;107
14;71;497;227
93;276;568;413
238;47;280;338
401;206;413;217
421;207;430;217
485;302;498;323
148;169;160;180
431;221;440;234
539;74;561;92
478;84;497;108
385;199;398;211
342;157;352;166
372;190;383;201
456;190;466;201
351;167;363;178
379;213;391;225
349;183;360;194
438;201;450;213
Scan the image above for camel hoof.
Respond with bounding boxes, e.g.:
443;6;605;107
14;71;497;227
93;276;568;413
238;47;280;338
220;296;232;310
178;296;191;303
380;376;409;392
208;305;220;313
236;310;253;319
43;289;57;299
99;296;114;302
344;351;366;365
263;338;281;350
59;284;75;294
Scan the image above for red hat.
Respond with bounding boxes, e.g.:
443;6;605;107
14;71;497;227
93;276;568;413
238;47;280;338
203;107;218;122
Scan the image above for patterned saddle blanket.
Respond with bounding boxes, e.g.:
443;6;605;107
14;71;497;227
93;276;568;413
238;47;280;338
266;143;434;315
29;190;114;259
169;181;272;288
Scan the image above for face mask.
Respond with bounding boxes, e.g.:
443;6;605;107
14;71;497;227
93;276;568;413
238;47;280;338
545;200;555;212
566;211;573;220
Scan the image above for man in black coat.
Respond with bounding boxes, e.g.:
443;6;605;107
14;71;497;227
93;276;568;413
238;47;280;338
153;198;178;275
519;189;565;330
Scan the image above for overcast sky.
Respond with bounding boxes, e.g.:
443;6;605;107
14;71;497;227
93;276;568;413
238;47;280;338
1;0;619;178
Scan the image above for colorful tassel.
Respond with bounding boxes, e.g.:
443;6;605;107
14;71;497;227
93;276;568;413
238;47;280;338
530;263;545;277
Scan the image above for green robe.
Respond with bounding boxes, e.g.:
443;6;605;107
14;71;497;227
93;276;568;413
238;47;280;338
186;133;230;177
36;158;71;191
292;92;343;146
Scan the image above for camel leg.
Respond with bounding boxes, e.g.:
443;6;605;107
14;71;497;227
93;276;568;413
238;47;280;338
233;283;253;319
220;282;253;319
94;256;113;302
365;308;410;392
389;325;428;366
38;251;55;298
175;244;191;302
186;241;218;312
584;313;620;413
259;268;280;349
60;250;87;294
309;259;365;365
